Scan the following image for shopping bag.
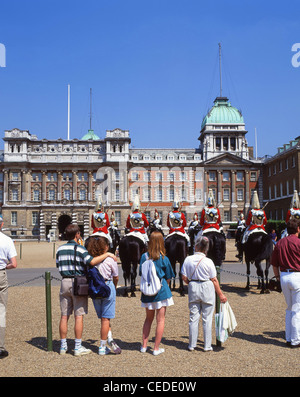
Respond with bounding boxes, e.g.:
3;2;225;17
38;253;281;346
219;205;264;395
215;310;228;343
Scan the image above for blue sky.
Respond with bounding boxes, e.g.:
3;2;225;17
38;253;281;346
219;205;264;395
0;0;299;157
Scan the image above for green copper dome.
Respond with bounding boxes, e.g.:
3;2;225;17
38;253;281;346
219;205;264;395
201;97;244;130
81;129;100;140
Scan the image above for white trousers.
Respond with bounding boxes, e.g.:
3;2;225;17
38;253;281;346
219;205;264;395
188;280;215;350
281;272;300;346
0;270;8;350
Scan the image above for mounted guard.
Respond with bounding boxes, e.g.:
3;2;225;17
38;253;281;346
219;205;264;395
235;212;246;260
199;189;222;234
188;212;201;254
91;195;112;246
108;211;120;253
125;194;149;245
242;191;267;244
282;190;300;238
149;208;163;235
166;198;190;246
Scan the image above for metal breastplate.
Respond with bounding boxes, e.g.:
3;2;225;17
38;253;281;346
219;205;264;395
130;212;144;229
204;207;218;224
93;212;106;228
290;208;300;220
169;212;182;228
251;210;264;226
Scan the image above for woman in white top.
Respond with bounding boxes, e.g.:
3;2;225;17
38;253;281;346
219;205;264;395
181;235;227;352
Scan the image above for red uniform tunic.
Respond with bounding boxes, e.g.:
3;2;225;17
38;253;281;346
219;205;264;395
285;208;300;223
126;211;149;234
200;206;221;231
167;210;187;234
245;209;267;231
91;212;110;234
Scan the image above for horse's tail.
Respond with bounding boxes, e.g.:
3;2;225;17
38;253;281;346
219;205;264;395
212;233;226;266
255;234;274;262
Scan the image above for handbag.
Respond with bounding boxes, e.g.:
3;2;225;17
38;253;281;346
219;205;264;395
215;301;237;343
72;245;89;296
268;277;282;293
74;274;89;296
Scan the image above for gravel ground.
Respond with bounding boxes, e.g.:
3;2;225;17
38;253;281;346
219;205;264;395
2;240;299;378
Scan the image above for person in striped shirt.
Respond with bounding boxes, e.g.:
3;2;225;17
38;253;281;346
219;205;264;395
56;223;117;356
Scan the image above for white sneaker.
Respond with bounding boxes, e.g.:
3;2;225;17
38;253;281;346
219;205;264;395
140;346;148;353
59;346;68;355
99;346;111;355
153;348;165;356
204;346;213;352
74;346;91;356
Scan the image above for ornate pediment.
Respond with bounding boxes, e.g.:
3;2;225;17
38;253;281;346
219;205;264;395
204;152;253;166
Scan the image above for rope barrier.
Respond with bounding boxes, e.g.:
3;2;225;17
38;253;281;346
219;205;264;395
7;265;265;289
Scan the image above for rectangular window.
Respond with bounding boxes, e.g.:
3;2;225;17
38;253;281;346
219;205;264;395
236;171;244;181
195;189;202;201
115;211;121;225
131;172;139;181
237;188;244;201
223;188;230;201
144;172;151;182
223;172;230;182
169;172;175;182
49;189;55;200
32;211;39;225
115;186;120;201
64;189;71;200
224;210;230;222
156;172;162;182
11;211;17;226
79;189;86;200
250;171;256;181
33;190;40;201
12;172;18;181
209;171;216;181
12;189;18;201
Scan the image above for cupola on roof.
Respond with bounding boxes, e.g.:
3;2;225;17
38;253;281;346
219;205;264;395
201;97;244;130
81;129;100;140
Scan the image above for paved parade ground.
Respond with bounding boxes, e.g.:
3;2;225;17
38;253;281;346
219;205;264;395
2;240;298;378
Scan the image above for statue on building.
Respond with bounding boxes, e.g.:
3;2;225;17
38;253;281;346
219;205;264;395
242;190;267;244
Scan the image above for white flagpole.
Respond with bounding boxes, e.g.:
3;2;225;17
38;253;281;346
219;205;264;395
255;127;257;160
67;84;70;140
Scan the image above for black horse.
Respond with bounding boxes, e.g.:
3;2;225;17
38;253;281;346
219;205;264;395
204;231;226;267
165;234;188;296
242;231;274;293
119;235;146;297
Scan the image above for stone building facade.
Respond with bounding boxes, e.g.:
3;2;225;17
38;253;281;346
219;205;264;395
262;137;300;220
0;95;263;240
